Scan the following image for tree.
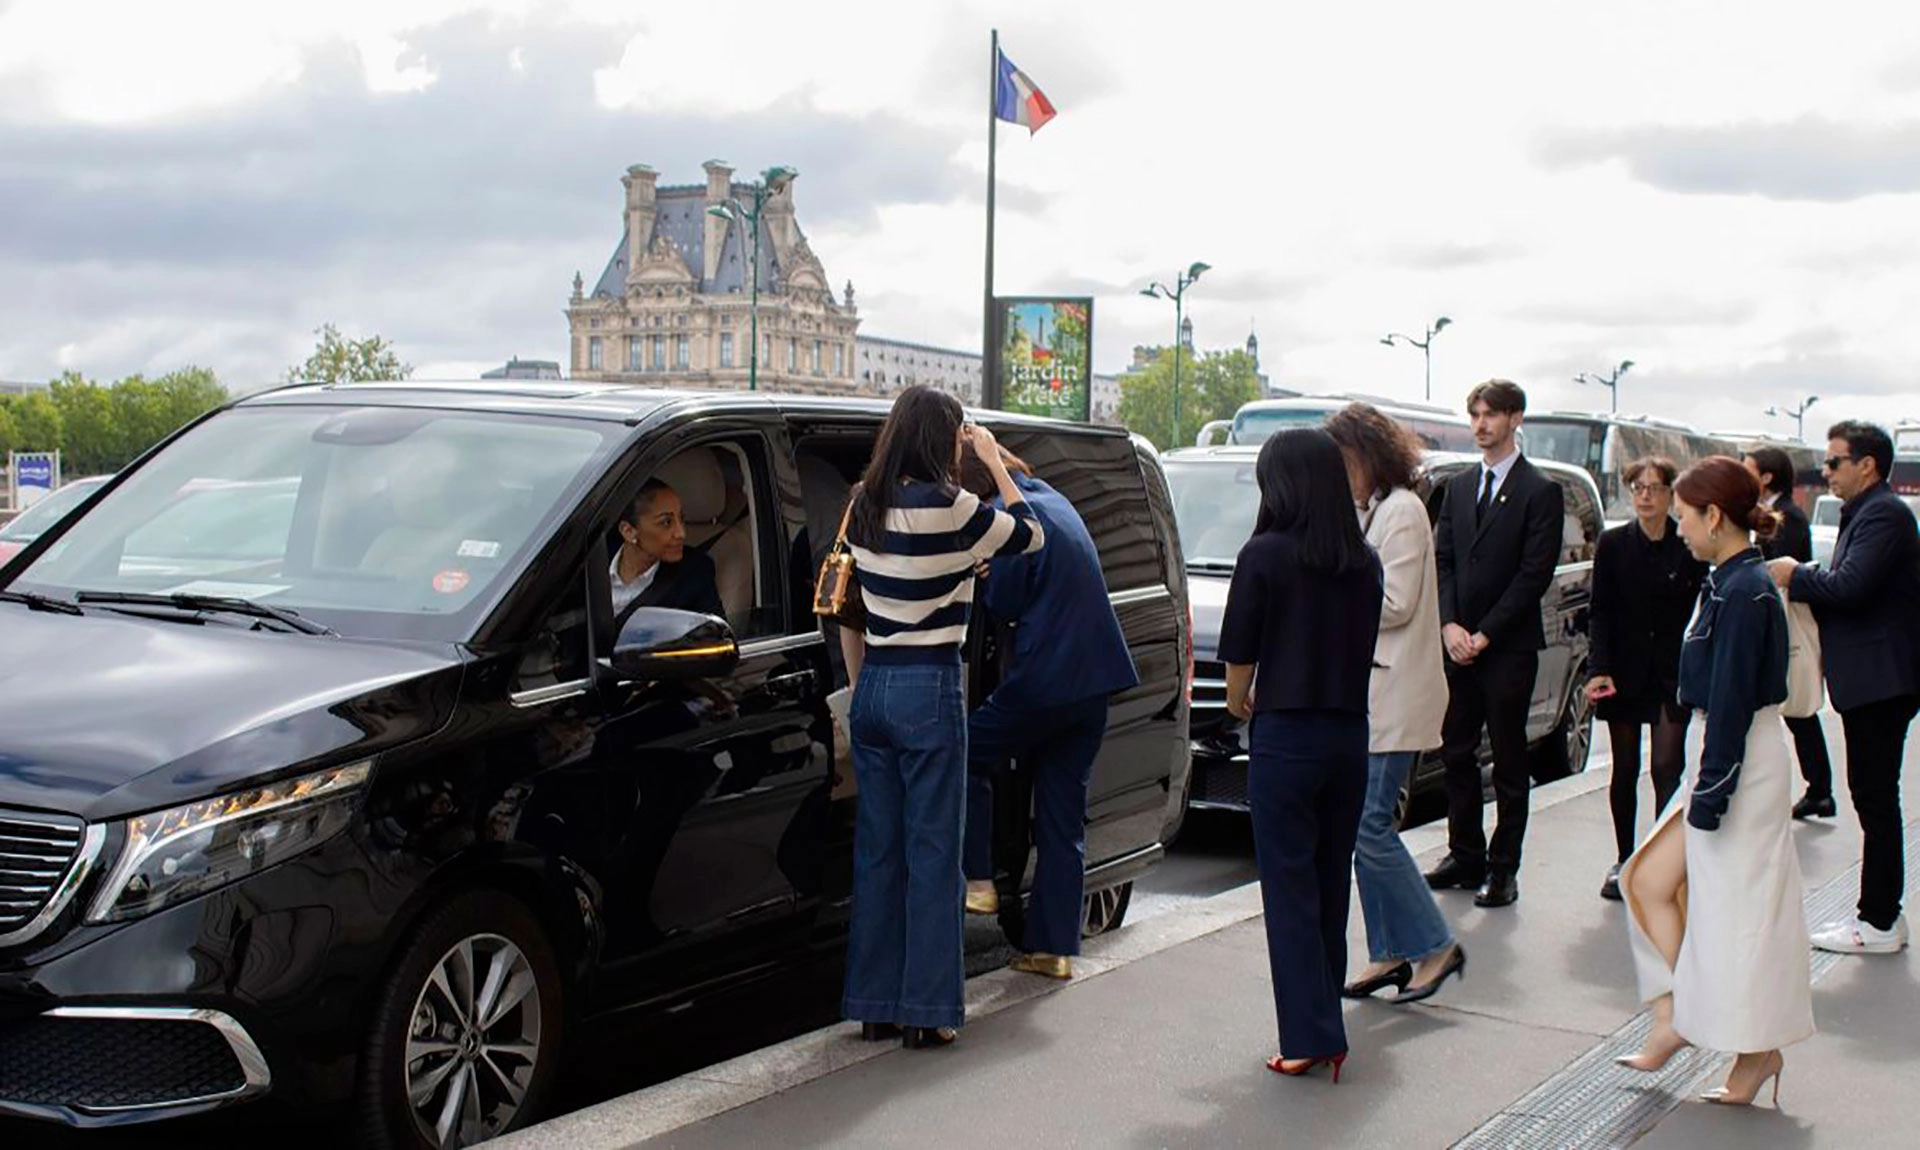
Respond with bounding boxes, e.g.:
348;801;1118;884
2;392;64;455
0;404;17;455
1118;348;1263;451
287;324;412;385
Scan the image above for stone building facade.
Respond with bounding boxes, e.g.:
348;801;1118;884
567;162;862;391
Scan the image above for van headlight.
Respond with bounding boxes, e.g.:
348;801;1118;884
88;761;372;923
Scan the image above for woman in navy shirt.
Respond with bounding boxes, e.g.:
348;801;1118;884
1617;457;1812;1106
1222;428;1383;1082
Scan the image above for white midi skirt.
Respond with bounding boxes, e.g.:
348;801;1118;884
1622;705;1815;1053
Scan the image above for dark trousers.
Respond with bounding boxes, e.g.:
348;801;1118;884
1785;713;1834;799
963;694;1107;957
1839;694;1918;931
1440;648;1538;874
843;662;967;1029
1247;710;1368;1059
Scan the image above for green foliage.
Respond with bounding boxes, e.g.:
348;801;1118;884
3;368;228;475
287;324;411;384
1118;347;1263;450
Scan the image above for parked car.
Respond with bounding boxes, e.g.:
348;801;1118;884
1810;494;1841;568
0;382;1188;1147
0;476;110;567
1163;445;1602;823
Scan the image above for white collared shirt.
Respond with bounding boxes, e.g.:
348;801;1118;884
610;552;659;616
1479;447;1521;505
1762;492;1781;509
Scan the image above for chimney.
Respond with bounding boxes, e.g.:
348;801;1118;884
702;159;734;286
621;164;657;290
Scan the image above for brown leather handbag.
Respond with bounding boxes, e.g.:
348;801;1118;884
812;491;864;624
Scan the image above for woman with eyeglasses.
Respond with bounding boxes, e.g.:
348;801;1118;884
1586;456;1708;900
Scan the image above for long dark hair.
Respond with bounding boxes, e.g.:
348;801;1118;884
849;385;965;548
1251;428;1374;575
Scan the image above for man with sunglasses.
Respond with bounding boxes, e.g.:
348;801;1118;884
1769;420;1920;955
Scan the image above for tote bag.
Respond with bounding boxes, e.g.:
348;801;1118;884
1779;589;1825;719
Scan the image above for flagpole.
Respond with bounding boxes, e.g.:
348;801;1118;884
982;27;1000;410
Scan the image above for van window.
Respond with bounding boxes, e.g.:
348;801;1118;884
1549;472;1601;564
1003;430;1165;591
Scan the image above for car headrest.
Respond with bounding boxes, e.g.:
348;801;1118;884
655;448;727;524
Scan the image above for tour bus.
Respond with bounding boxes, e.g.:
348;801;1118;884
1224;395;1476;452
1523;413;1821;523
1892;422;1920;496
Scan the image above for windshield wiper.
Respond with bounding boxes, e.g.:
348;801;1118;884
0;589;84;615
1187;559;1236;575
74;591;337;636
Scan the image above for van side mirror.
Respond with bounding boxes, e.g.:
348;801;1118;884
610;607;739;681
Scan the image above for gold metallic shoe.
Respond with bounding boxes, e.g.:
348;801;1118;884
1008;952;1072;980
965;883;999;915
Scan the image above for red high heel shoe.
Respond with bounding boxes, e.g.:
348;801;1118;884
1266;1053;1348;1083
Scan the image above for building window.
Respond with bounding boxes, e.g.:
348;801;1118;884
763;334;772;364
834;343;846;376
651;336;665;371
721;314;733;326
676;315;687;326
720;332;735;367
588;337;603;370
627;336;643;372
787;339;797;371
675;334;689;369
811;340;823;375
589;318;602;329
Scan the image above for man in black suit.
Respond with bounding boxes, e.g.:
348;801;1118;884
1425;380;1565;908
1744;446;1835;819
612;479;725;624
1769;420;1920;955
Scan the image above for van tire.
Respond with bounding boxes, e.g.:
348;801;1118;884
1530;680;1596;784
1082;881;1132;938
356;890;564;1150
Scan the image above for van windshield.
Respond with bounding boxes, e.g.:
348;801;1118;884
1163;460;1259;566
9;405;621;640
1231;407;1336;446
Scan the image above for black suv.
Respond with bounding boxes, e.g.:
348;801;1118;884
1163;446;1603;820
0;383;1190;1147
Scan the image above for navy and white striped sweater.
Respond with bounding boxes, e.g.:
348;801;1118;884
850;479;1044;663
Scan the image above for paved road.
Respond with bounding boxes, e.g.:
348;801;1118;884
0;809;1281;1149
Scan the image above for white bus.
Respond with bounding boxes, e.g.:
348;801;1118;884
1223;395;1476;452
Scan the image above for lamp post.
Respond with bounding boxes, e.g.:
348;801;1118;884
706;165;798;392
1380;316;1452;402
1765;395;1820;442
1141;261;1210;446
1573;359;1635;414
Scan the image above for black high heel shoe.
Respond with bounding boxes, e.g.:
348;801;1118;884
1342;960;1413;999
901;1026;958;1050
860;1023;902;1042
1391;944;1466;1005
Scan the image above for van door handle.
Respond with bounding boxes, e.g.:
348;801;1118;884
765;671;817;697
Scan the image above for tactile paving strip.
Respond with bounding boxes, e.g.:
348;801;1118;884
1452;820;1918;1150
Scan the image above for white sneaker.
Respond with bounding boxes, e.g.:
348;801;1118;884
1811;916;1910;955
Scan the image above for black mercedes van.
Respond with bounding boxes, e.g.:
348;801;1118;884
0;381;1189;1147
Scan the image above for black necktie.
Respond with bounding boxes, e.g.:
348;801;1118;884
1476;468;1496;524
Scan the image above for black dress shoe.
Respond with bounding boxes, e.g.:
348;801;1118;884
1792;793;1837;820
1425;856;1486;891
859;1022;902;1042
1474;872;1519;908
1599;864;1623;902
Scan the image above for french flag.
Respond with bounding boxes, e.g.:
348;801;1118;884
994;49;1056;134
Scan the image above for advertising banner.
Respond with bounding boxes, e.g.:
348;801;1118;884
9;451;59;509
997;297;1092;422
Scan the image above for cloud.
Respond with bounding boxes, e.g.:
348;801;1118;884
1534;116;1920;202
1509;296;1759;329
0;14;976;385
1381;240;1524;271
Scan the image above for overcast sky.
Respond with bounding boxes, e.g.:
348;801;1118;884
5;0;1920;437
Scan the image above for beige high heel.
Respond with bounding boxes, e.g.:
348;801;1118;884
1701;1050;1783;1106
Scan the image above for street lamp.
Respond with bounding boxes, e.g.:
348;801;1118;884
1141;261;1210;446
1573;359;1635;414
706;164;798;392
1765;395;1821;442
1380;316;1452;402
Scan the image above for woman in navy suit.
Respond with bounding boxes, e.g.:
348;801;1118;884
1222;428;1383;1082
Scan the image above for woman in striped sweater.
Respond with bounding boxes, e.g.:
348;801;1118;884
838;386;1044;1049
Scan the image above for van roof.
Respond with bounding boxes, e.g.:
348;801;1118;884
239;379;1128;436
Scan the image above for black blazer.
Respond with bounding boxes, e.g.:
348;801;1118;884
1787;482;1920;710
618;549;726;629
1435;455;1565;652
1588;520;1707;714
1760;499;1813;564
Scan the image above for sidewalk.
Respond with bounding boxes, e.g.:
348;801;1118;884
496;717;1917;1149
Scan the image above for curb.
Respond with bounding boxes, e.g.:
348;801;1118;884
489;763;1617;1149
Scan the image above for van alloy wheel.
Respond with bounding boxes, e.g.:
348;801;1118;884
1081;882;1133;937
405;933;543;1149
